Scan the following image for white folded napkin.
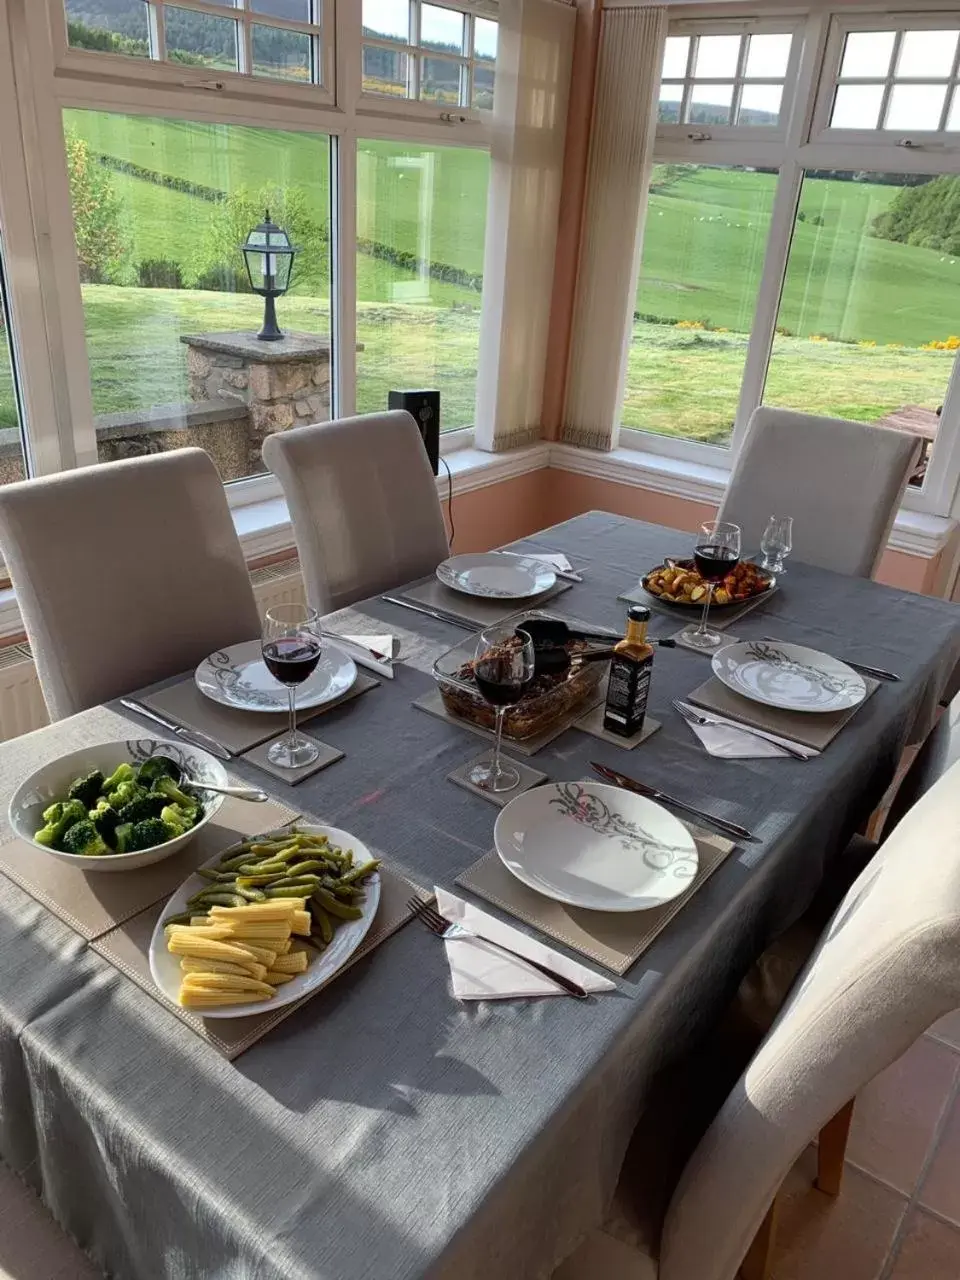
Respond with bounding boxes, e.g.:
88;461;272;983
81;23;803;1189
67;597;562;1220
504;550;580;579
681;715;818;759
334;634;396;680
435;887;616;1000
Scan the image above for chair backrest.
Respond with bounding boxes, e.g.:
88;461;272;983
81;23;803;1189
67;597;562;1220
717;407;920;578
659;758;960;1280
0;448;260;721
261;411;449;614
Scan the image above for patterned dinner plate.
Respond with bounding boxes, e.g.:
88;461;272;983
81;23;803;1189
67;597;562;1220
436;553;556;600
494;781;698;912
712;641;867;714
195;640;357;714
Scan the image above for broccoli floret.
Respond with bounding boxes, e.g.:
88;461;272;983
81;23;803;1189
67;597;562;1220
160;804;189;837
136;755;182;787
107;779;146;809
114;822;133;854
33;799;88;848
89;798;121;847
67;770;105;809
151;776;197;812
102;763;134;793
128;817;170;852
117;793;166;824
61;819;111;857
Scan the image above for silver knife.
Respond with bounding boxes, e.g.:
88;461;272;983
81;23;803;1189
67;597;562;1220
120;699;232;761
591;762;758;843
760;637;900;682
380;595;476;630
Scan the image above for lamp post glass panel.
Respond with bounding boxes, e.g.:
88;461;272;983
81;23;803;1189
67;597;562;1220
241;210;300;341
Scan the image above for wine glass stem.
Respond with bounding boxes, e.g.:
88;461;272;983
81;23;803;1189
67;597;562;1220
287;686;297;745
697;583;715;636
492;707;505;781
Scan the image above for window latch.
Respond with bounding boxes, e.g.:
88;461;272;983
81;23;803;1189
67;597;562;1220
897;138;920;149
193;80;226;92
439;112;467;124
686;131;712;142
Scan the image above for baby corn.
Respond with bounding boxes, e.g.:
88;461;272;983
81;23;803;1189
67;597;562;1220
268;950;308;975
180;956;268;982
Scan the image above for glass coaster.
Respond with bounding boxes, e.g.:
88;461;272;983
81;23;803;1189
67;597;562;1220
447;751;547;807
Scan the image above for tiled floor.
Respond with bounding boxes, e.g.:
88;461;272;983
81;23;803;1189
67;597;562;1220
0;1162;100;1280
557;1012;960;1279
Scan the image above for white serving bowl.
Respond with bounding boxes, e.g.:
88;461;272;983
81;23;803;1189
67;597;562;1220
8;739;228;872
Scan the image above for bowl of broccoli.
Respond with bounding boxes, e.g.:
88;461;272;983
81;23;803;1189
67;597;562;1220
9;739;229;871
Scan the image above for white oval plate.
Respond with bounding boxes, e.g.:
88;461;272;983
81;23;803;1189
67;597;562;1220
148;824;380;1019
494;781;698;913
436;553;556;600
195;640;357;714
712;641;867;713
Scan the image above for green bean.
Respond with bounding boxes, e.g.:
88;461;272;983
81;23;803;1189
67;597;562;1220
264;887;312;899
269;875;323;890
236;886;267;902
239;860;287;875
191;892;246;908
338;859;380;885
216;852;251;872
162;911;196;928
195;867;220;881
312;887;363;921
236;873;286;887
308;899;334;943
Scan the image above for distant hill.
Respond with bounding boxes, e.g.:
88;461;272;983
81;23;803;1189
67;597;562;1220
872;175;960;255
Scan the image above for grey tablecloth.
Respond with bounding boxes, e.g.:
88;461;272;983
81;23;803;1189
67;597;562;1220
1;513;959;1280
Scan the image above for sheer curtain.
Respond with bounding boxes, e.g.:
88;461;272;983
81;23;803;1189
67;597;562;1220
561;5;666;451
474;0;576;452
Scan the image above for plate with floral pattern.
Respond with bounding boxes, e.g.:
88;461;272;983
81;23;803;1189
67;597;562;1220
494;781;698;912
436;553;556;600
712;641;866;713
195;640;357;713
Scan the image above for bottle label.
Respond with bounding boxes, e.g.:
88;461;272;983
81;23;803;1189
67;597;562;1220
603;655;653;736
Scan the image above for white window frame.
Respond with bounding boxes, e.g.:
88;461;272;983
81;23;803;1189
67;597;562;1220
619;6;960;520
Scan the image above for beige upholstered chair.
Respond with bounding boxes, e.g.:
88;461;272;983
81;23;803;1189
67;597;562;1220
0;448;260;720
717;407;920;578
261;411;449;613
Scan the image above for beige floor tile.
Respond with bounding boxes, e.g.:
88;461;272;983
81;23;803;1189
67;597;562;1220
769;1147;907;1280
0;1163;101;1280
552;1229;657;1280
919;1092;960;1227
844;1036;960;1195
928;1010;960;1053
887;1210;960;1278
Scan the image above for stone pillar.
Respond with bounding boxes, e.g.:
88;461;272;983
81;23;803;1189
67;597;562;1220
180;331;333;474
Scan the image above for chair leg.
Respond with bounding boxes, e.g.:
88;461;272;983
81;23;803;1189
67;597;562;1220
816;1099;855;1196
739;1196;779;1280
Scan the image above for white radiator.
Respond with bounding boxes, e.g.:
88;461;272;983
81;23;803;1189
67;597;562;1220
0;561;305;742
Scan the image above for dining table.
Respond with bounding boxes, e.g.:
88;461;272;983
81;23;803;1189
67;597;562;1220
0;510;958;1280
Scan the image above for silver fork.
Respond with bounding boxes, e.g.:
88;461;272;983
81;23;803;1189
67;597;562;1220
407;897;589;999
672;699;813;761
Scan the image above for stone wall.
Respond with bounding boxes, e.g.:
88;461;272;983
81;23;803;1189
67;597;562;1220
94;401;252;482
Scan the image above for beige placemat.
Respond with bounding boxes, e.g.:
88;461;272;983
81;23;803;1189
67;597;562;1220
141;671;379;756
0;797;298;942
688;674;880;753
456;825;734;976
413;685;606;757
619;583;778;631
91;862;425;1059
394;575;573;629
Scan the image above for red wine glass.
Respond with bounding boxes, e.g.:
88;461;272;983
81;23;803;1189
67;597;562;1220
683;520;742;651
469;626;535;793
261;603;323;768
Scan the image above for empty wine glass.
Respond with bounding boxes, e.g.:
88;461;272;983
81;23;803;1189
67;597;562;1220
261;603;323;769
469;626;535;793
760;515;793;574
683;520;742;651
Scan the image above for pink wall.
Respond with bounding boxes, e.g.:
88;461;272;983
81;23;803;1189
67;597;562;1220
445;469;548;554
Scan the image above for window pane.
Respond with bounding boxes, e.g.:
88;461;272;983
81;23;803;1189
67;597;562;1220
420;4;465;55
0;239;28;483
831;83;884;129
474;17;497;62
65;0;150;56
252;24;312;81
897;30;958;79
694;35;741;79
738;84;783;126
362;0;408;42
687;83;734;125
662;36;690;80
949;90;960;131
251;0;312;19
420;56;462;104
745;33;791;79
621;164;775;445
472;63;495;110
363;45;410;97
658;83;683;124
165;7;239;71
885;83;948;132
63;109;333;484
356;141;489;432
765;172;960;488
840;31;895;79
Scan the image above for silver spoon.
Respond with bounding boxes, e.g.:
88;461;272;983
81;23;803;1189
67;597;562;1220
183;779;269;803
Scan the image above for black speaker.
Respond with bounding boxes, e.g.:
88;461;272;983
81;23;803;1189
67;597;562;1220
389;389;440;476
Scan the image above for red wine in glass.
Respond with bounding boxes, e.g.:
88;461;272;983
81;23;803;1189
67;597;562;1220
473;662;534;707
262;637;323;686
694;544;741;582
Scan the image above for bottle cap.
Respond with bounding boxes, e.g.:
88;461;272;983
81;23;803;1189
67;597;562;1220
628;605;651;623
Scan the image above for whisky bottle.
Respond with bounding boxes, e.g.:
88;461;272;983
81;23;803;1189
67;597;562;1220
603;606;654;738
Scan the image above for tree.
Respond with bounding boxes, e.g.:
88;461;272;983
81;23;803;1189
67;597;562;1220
191;184;330;292
872;175;960;253
64;129;130;283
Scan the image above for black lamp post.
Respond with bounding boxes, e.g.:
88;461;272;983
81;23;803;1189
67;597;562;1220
241;210;299;341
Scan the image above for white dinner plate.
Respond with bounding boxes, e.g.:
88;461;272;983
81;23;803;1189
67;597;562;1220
436;553;556;600
712;640;867;713
494;781;699;912
148;824;381;1019
195;640;357;713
